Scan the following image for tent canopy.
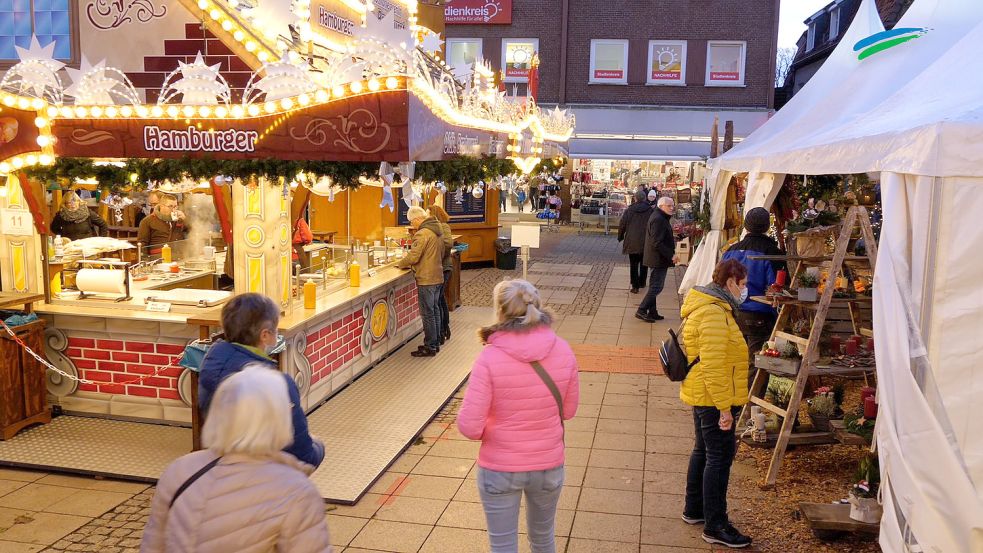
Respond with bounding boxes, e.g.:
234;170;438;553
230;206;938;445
681;1;983;552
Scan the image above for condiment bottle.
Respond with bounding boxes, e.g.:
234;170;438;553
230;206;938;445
53;235;64;258
349;259;361;287
161;243;172;263
304;279;317;309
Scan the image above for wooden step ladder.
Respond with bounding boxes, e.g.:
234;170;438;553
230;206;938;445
738;205;878;487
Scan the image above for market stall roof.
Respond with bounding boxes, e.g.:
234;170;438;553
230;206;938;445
684;1;983;551
712;0;983;178
0;0;574;171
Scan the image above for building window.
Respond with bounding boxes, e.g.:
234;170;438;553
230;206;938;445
0;0;74;61
502;38;538;83
705;41;746;87
647;40;687;86
829;7;840;40
806;21;817;51
589;39;628;84
446;38;482;77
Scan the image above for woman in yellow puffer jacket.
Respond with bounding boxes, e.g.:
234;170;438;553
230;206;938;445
678;259;751;549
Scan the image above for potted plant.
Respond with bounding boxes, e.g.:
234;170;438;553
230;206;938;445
797;272;820;302
848;453;882;523
807;393;837;432
765;377;797;430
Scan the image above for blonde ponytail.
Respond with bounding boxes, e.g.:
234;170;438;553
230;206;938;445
478;279;554;343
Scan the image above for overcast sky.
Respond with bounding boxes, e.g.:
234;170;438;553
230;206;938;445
778;0;834;49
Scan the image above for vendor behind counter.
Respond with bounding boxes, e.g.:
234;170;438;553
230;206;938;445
50;191;108;241
137;193;189;253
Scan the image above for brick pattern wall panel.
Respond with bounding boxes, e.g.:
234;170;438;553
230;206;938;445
446;0;779;109
127;24;255;104
304;282;420;385
65;337;183;399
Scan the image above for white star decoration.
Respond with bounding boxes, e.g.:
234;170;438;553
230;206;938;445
252;53;316;101
7;35;64;98
418;30;444;56
168;52;230;104
358;9;414;60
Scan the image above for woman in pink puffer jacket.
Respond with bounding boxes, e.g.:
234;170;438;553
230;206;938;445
458;279;580;553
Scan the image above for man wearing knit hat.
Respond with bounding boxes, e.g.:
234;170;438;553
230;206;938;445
721;207;785;387
398;206;446;357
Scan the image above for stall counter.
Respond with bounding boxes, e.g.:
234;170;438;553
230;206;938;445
34;266;422;426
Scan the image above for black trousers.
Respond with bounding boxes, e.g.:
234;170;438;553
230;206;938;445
685;406;741;531
628;254;646;289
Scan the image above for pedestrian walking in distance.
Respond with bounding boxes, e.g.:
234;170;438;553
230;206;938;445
458;279;580;553
397;206;446;357
142;366;333;553
679;259;752;549
636;196;677;322
618;189;653;293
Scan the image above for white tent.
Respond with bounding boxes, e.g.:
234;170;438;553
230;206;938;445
681;0;983;551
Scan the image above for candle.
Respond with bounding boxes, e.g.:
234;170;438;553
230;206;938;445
829;336;841;355
866;338;875;352
864;396;878;419
845;339;858;355
861;387;875;403
776;270;787;287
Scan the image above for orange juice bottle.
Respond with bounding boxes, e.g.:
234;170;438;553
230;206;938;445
349;260;361;287
303;279;317;309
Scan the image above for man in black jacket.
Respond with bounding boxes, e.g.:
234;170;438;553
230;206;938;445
618;190;653;293
636;196;677;322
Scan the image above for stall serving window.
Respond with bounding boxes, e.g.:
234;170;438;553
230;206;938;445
502;38;538;83
705;41;746;87
446;38;482;77
0;0;77;63
589;39;628;85
647;40;687;86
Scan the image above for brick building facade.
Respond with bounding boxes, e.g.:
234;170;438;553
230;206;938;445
444;0;780;161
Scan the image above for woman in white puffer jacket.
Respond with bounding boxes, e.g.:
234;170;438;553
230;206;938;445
141;365;332;553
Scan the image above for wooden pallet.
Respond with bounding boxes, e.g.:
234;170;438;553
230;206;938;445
738;206;878;487
800;502;879;539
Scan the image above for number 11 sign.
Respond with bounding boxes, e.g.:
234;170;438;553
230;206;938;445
1;208;34;236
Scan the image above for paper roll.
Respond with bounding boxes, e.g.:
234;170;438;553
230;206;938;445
76;268;127;295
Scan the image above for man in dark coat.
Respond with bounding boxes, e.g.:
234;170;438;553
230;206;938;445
721;207;785;387
618;190;653;293
636;196;676;322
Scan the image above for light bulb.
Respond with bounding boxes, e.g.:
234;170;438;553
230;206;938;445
166;106;179;117
105;106;118;118
17;98;30;109
150;106;163;117
121;106;133;117
198;106;212;117
385;77;398;89
39;154;53;165
368;79;380;91
350;81;363;94
215;106;228;118
46;106;59;117
232;105;246;117
197;0;207;9
60;106;73;117
36;135;50;147
332;86;345;98
183;106;196;117
34;117;48;128
222;20;233;31
258;51;269;62
264;101;276;113
280;97;293;110
31;98;44;110
247;104;260;116
315;89;328;102
0;162;10;173
233;30;245;41
75;107;88;117
298;93;310;106
209;9;220;20
245;41;257;52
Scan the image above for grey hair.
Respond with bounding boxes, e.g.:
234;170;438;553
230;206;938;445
657;196;674;207
478;279;554;343
202;365;294;456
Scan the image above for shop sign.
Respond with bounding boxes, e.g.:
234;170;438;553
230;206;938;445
144;126;258;153
709;71;740;81
444;0;512;24
504;40;537;80
443;131;481;155
373;0;409;29
593;69;623;80
649;41;686;83
311;0;361;42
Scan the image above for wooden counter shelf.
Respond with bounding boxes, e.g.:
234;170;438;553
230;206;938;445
747;254;871;264
740;431;837;449
830;419;871;447
0;292;44;313
750;295;871;307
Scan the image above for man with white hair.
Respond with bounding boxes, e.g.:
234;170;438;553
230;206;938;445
398;206;446;357
636;196;677;322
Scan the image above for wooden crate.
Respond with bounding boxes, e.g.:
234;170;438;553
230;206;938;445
0;319;51;440
754;354;801;376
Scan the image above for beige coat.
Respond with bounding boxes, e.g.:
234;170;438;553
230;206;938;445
141;450;332;553
437;221;454;272
397;217;444;285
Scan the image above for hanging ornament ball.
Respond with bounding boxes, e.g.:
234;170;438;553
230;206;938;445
472;187;484;199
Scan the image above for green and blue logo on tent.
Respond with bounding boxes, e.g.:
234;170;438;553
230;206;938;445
854;28;929;60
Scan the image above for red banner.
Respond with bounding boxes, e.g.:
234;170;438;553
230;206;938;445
51;93;411;162
444;0;512;24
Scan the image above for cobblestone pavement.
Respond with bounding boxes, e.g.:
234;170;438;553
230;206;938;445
0;230;740;553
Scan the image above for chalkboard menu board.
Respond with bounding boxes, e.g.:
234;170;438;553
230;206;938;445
444;189;486;224
396;189;487;225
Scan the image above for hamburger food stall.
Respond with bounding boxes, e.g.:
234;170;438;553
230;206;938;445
0;0;573;449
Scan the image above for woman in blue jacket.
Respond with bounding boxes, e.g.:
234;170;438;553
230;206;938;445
198;293;325;468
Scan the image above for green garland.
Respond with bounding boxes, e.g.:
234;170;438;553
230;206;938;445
21;155;524;193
